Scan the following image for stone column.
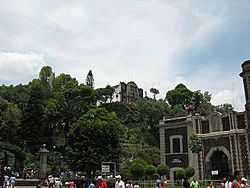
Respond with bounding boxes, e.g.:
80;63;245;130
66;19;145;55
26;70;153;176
39;144;49;179
159;127;166;163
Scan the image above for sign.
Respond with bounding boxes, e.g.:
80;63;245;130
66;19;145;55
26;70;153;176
172;159;181;163
211;170;218;175
102;165;110;173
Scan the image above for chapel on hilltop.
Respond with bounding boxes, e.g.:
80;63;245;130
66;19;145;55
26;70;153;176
112;81;143;104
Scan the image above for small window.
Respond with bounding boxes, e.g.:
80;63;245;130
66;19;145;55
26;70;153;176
170;135;183;154
173;138;181;153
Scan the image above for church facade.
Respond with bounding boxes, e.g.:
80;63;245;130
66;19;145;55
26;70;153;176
158;60;250;180
112;81;143;104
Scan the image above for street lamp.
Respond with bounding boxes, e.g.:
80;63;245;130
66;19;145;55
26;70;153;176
51;145;56;174
60;155;64;176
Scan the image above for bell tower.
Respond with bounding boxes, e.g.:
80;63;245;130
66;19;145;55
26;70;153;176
240;60;250;129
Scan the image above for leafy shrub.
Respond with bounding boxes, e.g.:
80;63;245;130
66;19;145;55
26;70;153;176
156;164;169;177
176;169;185;180
185;167;195;178
145;165;156;179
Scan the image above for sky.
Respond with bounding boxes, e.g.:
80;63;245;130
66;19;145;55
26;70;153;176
0;0;249;111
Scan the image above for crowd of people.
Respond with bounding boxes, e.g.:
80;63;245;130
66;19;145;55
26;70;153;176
1;174;16;188
181;170;248;188
1;168;249;188
88;175;126;188
40;171;249;188
0;165;16;188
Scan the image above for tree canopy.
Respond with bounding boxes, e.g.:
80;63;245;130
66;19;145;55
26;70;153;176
0;66;235;177
188;134;202;153
67;108;122;177
85;70;94;89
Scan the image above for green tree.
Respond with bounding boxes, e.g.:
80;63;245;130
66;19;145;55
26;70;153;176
138;98;170;146
67;108;122;177
0;84;29;112
47;83;94;148
137;145;160;165
150;88;159;100
214;103;234;115
185;167;195;178
94;85;115;104
157;164;169;178
165;84;193;109
86;70;94;88
52;74;78;93
176;169;185;180
189;134;202;153
21;79;49;153
168;104;188;118
0;98;22;145
39;66;54;85
192;91;213;116
130;163;145;180
145;165;156;179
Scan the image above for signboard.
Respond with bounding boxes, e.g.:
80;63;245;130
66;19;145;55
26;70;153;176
172;159;181;163
101;162;116;177
102;165;110;173
211;170;218;175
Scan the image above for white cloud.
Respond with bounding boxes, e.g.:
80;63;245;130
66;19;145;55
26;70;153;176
0;52;45;80
211;90;244;112
0;0;248;111
46;2;86;30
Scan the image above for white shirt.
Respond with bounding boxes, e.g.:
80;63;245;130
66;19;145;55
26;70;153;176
115;180;125;188
225;181;229;188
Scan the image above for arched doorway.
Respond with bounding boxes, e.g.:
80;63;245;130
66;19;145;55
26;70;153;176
210;150;229;179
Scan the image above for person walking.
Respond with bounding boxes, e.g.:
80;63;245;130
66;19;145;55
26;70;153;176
96;176;108;188
9;175;16;188
69;179;74;188
240;177;247;188
159;181;164;188
190;178;199;188
55;178;63;188
207;181;214;188
183;177;190;188
115;175;125;188
3;173;9;188
231;171;242;188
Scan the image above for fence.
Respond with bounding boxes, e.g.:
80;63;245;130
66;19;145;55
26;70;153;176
129;180;223;188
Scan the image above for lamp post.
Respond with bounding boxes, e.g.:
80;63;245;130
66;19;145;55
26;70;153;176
51;145;56;175
60;155;64;176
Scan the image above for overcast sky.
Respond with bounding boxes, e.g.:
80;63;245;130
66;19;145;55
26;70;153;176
0;0;249;111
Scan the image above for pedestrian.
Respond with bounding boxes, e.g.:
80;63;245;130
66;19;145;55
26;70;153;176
190;178;199;188
207;181;214;188
183;177;190;188
241;177;247;188
221;178;227;188
48;175;55;188
69;179;74;188
125;181;133;188
133;183;139;188
88;181;95;188
159;181;164;188
228;176;234;188
55;178;63;188
3;173;9;188
9;175;16;188
96;176;108;188
115;175;125;188
231;171;242;188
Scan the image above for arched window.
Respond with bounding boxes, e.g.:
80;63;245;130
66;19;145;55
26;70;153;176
209;112;223;132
